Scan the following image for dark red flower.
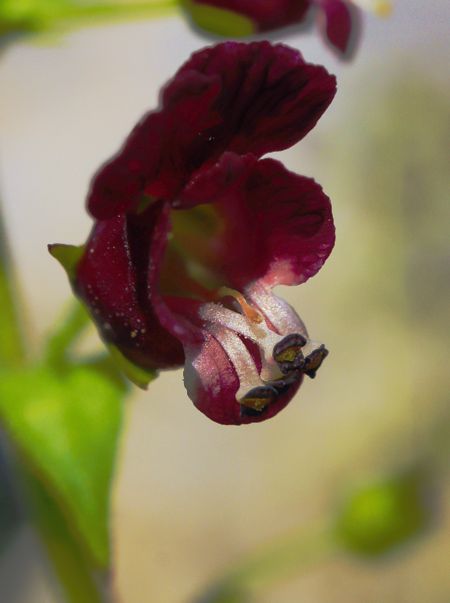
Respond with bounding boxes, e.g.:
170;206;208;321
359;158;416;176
50;42;336;425
184;1;391;57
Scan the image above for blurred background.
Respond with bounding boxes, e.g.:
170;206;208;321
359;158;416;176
0;1;449;601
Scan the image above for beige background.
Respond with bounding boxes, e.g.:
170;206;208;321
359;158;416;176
0;2;449;601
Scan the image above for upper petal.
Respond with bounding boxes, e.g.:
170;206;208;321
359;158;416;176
182;152;335;290
173;41;336;159
88;42;336;219
316;0;357;55
87;75;222;219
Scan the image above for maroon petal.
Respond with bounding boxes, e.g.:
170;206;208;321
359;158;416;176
174;41;336;159
189;0;311;32
184;332;302;425
87;112;164;220
316;0;354;54
88;75;222;219
182;152;335;289
75;203;184;370
88;42;336;219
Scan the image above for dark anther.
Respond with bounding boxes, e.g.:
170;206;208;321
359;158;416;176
240;385;278;413
303;345;329;378
273;333;307;374
271;371;302;394
240;406;265;418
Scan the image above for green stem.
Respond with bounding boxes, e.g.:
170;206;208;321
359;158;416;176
197;522;336;602
0;197;26;368
58;0;178;27
44;301;90;369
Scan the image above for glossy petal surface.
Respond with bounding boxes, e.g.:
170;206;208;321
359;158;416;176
76;204;184;370
182;153;335;289
88;42;335;219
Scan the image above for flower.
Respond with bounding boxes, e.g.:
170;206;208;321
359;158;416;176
183;0;392;57
50;42;336;425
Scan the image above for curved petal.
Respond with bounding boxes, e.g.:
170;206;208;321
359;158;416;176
187;0;311;32
184;332;302;425
173;41;336;159
182;153;335;289
88;74;222;219
316;0;356;54
88;42;336;219
75;204;184;370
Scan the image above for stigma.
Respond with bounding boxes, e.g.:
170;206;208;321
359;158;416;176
199;286;328;417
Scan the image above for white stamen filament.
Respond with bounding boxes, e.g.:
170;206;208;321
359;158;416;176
199;284;318;402
200;302;285;384
245;282;308;338
205;325;265;400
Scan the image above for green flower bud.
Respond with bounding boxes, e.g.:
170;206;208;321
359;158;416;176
182;1;255;38
335;470;432;557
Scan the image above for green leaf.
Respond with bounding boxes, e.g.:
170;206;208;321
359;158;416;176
0;364;123;567
0;207;25;368
44;301;91;369
48;243;85;283
182;0;255;37
21;461;108;603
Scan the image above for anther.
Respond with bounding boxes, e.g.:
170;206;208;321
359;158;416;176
273;333;307;374
239;385;278;413
271;371;302;395
303;345;329;378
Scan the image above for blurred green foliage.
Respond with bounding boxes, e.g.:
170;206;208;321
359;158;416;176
335;470;431;556
325;73;450;343
0;364;123;567
107;344;157;388
0;217;25;368
196;583;250;603
22;462;110;603
0;0;177;39
1;223;127;600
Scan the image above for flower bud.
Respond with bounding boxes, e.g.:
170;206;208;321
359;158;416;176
335;470;432;557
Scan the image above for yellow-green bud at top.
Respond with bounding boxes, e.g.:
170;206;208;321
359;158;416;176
182;1;255;38
0;0;179;39
334;470;432;557
0;0;66;35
